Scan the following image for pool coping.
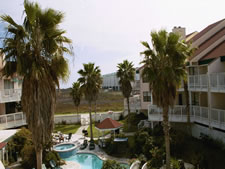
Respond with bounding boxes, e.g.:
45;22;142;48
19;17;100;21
76;149;130;165
53;143;77;153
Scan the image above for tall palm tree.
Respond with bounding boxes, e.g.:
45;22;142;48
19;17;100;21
78;63;102;141
70;82;82;115
141;30;186;169
116;60;135;115
1;1;72;169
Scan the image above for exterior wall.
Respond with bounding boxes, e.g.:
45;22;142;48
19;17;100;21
211;93;225;109
102;72;120;90
199;92;208;107
0;104;5;115
208;57;225;73
192;124;225;143
139;68;152;110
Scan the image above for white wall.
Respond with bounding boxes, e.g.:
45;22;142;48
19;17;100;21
211;93;225;109
192;124;225;143
208;57;225;73
54;114;81;124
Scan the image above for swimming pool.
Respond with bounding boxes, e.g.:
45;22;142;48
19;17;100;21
62;153;130;169
64;153;103;169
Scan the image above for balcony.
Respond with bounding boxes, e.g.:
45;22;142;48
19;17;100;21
0;89;22;103
148;105;225;130
188;72;225;93
0;112;26;129
210;72;225;92
124;98;141;113
188;74;208;91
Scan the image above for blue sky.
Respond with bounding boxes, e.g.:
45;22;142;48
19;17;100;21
0;0;225;88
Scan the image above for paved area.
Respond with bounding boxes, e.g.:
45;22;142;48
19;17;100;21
61;161;81;169
75;125;88;135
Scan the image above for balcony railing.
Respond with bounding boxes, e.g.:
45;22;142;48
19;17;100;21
0;89;22;103
149;105;225;130
188;72;225;92
188;74;208;91
210;72;225;92
124;99;141;112
0;112;26;129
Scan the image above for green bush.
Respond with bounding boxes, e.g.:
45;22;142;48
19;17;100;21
8;127;32;156
102;160;126;169
43;151;61;168
123;113;147;132
21;144;36;169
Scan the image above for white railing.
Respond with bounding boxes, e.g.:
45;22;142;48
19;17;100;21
0;89;22;103
124;99;141;112
210;72;225;92
188;72;225;92
149;105;225;130
188;74;208;91
0;112;26;129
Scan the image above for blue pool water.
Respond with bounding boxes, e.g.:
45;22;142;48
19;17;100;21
55;145;130;169
63;153;103;169
54;144;75;151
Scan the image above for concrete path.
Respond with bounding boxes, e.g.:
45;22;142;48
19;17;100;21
75;125;89;135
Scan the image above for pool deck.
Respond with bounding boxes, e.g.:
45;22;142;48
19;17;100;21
61;161;81;169
58;127;130;168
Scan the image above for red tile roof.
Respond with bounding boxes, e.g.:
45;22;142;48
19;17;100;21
96;118;122;129
0;142;7;149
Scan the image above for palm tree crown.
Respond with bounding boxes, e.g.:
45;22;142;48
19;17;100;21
71;82;82;114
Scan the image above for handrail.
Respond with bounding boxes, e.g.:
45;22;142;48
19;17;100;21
0;112;26;129
148;105;225;130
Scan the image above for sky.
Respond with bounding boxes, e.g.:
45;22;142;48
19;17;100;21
0;0;225;88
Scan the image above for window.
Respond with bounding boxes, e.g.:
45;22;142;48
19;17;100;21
143;91;151;102
142;74;148;83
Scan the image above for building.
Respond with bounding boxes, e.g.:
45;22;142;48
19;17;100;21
0;51;25;130
102;72;120;91
129;19;225;142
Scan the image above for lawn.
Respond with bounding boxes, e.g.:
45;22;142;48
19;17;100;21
54;124;80;134
87;124;110;138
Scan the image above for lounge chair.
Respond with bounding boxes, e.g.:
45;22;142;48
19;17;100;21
80;139;88;150
65;133;72;142
89;140;95;150
49;160;62;169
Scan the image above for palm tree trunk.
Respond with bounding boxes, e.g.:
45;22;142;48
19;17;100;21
95;100;97;124
89;102;93;141
77;106;79;116
126;97;130;115
184;79;191;135
184;80;190;123
36;148;42;169
163;106;170;169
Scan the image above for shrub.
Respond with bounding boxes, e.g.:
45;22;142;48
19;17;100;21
43;151;61;168
102;160;126;169
8;127;32;156
21;144;36;169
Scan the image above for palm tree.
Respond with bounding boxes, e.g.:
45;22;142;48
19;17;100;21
70;82;82;115
141;30;186;169
116;60;135;115
1;1;72;169
78;63;102;141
